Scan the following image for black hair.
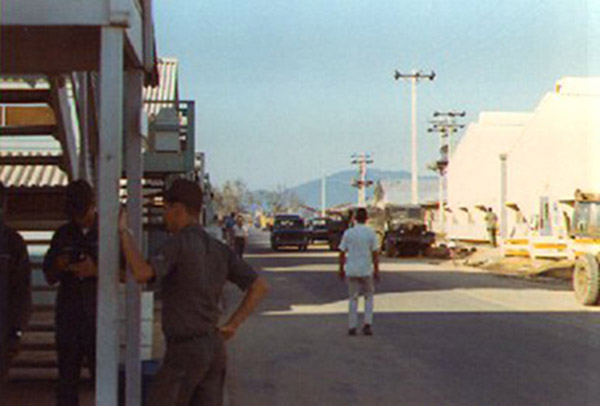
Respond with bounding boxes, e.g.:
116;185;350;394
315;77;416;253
355;207;368;223
65;180;95;220
164;178;203;215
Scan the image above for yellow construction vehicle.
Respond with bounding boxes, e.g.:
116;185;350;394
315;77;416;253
571;191;600;305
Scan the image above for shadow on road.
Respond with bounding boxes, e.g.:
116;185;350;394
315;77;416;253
233;309;600;406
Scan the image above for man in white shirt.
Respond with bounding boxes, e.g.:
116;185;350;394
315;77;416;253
338;208;380;336
233;215;249;258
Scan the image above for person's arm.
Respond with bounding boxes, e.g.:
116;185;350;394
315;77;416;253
338;231;348;280
338;251;346;280
118;211;155;284
42;230;69;285
69;255;98;279
219;276;269;340
372;250;380;282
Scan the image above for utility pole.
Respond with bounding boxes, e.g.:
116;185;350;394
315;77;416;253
321;171;326;217
351;153;374;207
394;69;435;204
433;110;466;163
428;111;466;233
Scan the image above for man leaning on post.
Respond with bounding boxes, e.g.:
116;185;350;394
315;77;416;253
119;178;268;406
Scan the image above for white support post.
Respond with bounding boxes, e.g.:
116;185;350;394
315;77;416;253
73;72;93;183
124;69;144;406
54;76;80;180
96;26;124;406
500;153;508;241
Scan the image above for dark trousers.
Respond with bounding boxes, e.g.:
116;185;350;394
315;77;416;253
488;227;497;247
233;237;245;259
148;333;226;406
55;314;96;406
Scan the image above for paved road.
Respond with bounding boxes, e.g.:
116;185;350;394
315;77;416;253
225;229;600;406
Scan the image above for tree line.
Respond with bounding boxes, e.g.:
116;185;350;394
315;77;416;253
212;179;303;217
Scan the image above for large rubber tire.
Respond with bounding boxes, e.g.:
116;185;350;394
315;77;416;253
573;253;600;306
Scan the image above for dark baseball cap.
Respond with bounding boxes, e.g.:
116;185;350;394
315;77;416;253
164;178;203;213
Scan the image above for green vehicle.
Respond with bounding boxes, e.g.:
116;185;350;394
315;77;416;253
382;204;435;257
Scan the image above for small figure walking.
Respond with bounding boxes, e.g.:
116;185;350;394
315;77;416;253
338;208;380;336
233;215;249;258
224;212;236;248
485;207;498;247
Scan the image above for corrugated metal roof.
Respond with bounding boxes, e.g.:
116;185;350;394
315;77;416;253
0;151;67;188
143;57;178;118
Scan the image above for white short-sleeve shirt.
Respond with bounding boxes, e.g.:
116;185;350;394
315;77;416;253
339;224;378;277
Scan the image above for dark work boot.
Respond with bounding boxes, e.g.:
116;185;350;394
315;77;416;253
362;324;373;336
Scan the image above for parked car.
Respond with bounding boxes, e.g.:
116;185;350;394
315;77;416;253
270;214;309;251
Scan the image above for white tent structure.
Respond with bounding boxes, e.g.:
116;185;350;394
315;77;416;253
505;78;600;240
446;112;533;241
446;77;600;250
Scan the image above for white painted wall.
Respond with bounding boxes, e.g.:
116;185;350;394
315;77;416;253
446;112;531;240
506;78;600;238
446;77;600;242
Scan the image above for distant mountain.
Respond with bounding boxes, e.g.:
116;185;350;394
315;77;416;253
288;169;438;209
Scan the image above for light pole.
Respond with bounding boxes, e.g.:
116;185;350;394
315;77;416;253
351;153;374;207
433;110;466;163
428;111;466;233
321;170;326;217
394;69;435;204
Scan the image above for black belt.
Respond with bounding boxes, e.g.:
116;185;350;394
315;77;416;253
166;331;213;345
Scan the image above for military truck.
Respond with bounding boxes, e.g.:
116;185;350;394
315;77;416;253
382;204;435;257
570;191;600;305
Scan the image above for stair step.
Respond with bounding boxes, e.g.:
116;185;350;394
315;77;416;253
11;351;58;369
21;342;56;352
0;154;62;166
0;89;51;104
26;322;55;333
8;367;92;382
0;124;57;136
8;368;60;381
33;304;55;312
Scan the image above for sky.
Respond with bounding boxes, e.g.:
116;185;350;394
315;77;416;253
153;0;599;190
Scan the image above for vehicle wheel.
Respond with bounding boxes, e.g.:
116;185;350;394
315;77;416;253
573;253;600;305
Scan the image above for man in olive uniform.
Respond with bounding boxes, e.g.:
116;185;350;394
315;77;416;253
485;207;499;247
0;181;32;393
119;178;268;406
43;180;99;406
